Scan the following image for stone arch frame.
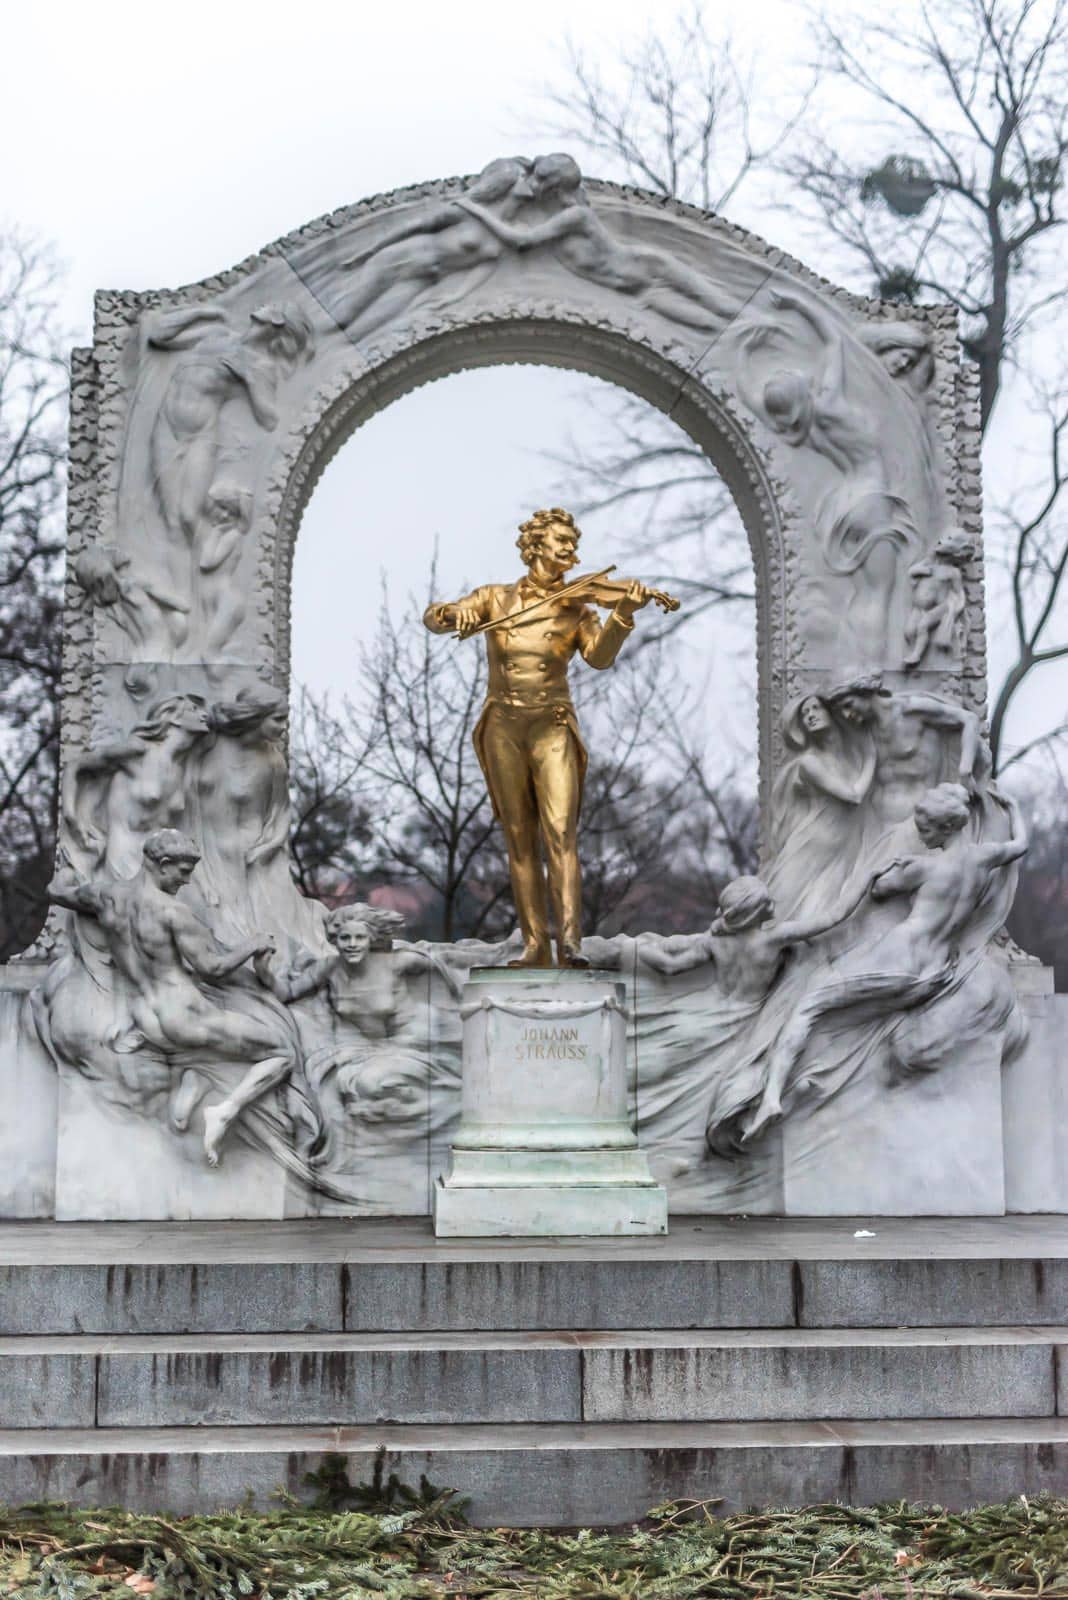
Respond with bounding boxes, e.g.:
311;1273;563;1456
269;318;796;816
58;163;984;888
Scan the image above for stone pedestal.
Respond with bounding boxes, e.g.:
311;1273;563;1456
434;969;667;1237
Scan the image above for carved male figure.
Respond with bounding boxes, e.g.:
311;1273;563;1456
47;829;299;1166
423;508;659;967
824;675;986;827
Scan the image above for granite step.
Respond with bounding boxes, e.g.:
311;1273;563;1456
0;1417;1064;1524
1;1326;1063;1428
1;1217;1065;1333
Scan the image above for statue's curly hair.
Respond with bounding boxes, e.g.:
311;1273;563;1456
516;507;580;565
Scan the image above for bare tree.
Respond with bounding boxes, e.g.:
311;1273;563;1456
544;5;810;213
791;0;1068;431
542;0;1068;775
785;0;1068;768
359;576;511;942
288;686;380;902
0;232;68;960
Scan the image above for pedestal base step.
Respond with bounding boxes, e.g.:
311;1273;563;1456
433;1179;668;1237
1;1418;1064;1524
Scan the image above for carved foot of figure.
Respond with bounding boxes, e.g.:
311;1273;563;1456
559;944;590;969
169;1067;207;1133
202;1102;231;1167
508;941;554;968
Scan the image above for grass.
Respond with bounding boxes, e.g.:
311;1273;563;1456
0;1459;1064;1599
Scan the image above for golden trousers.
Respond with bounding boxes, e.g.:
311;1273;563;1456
475;700;585;953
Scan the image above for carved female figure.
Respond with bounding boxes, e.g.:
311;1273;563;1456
859;321;935;400
765;692;876;917
63;694;212;877
191;685;304;935
255;903;461;1040
736;288;918;658
332;157;535;340
455;153;740;332
142;300;312;558
198;481;254;652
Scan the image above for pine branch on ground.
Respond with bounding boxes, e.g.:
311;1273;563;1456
0;1479;1063;1598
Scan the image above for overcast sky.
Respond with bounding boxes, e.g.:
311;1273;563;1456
2;0;1060;775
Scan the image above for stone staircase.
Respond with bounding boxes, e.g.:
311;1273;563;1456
0;1217;1064;1525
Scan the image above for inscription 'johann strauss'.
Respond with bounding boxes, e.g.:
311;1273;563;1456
516;1025;588;1061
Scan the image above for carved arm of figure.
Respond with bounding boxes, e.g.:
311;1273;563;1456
393;940;464;999
899;692;983;787
772;871;874;947
46;865;109;919
253;950;338;1003
637;930;714;977
173;912;275;981
230;355;281;432
61;741;141;859
145;306;227;350
422;586;493;639
977;792;1029;871
454;196;582;252
868;856;924;901
795;743;876;805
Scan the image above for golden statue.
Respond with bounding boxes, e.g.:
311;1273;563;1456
424;508;679;968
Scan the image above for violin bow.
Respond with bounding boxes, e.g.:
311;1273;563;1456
454;565;618;640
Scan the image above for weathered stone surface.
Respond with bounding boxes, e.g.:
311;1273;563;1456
798;1258;1068;1327
0;1421;1064;1523
0;1356;95;1427
0;1263;343;1335
96;1347;580;1426
582;1335;1055;1422
344;1258;795;1331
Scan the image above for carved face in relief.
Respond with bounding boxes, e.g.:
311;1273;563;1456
799;696;832;735
260;708;289;743
143;834;200;895
833;691;873;727
327;911;373;968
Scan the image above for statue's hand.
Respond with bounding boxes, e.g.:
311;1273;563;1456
614;580;650;621
455;604;483;637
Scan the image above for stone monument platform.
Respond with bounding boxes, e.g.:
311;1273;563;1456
0;1215;1063;1523
435;969;667;1236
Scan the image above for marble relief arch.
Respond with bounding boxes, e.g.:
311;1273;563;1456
35;150;1029;1219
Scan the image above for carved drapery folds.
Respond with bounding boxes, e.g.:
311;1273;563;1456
17;154;1022;1214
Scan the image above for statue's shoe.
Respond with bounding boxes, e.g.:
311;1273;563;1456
558;944;590;969
507;943;553;968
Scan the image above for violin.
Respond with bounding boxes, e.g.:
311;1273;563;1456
461;565;680;639
568;567;681;615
